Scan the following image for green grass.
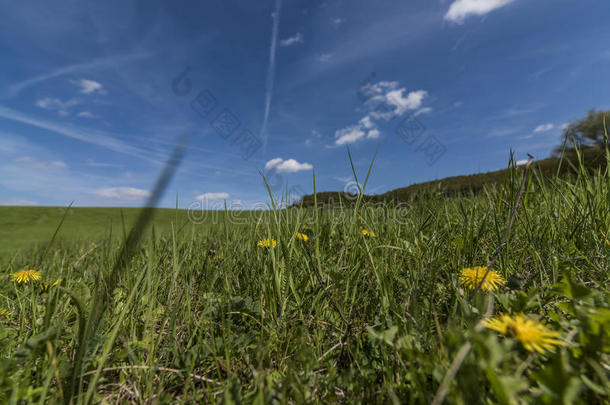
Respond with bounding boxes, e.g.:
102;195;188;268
0;159;609;403
0;207;192;256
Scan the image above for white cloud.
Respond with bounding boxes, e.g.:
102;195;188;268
280;32;303;46
385;89;427;115
445;0;517;23
516;159;529;166
360;81;399;100
561;123;570;130
265;157;313;173
318;53;333;62
333;124;381;146
504;108;534;117
361;81;427;118
334;125;366;145
0;199;39;206
35;97;78;115
333;79;429;146
534;123;554;133
195;192;230;201
95;187;151;200
77;111;96;118
366;128;381;139
16;156;67;169
72;78;104;94
332;17;346;25
359;115;374;129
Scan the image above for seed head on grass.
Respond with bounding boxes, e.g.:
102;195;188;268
296;232;309;242
485;313;565;353
10;269;41;284
361;229;375;238
459;266;505;291
257;239;277;248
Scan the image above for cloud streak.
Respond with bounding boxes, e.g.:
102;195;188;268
5;52;150;98
16;156;68;169
260;0;282;149
0;105;159;164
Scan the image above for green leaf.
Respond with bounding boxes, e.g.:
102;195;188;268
534;353;582;405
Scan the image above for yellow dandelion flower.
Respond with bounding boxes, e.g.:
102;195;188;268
485;314;565;353
484;313;513;335
459;266;505;291
257;239;277;248
0;309;10;319
296;232;309;242
361;229;375;238
41;279;62;293
10;269;41;284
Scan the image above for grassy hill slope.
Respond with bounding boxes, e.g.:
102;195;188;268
298;153;607;206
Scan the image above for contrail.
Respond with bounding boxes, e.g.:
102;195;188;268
260;0;282;150
5;52;151;98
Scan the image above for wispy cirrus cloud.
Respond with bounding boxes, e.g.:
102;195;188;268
76;111;96;118
0;199;39;206
445;0;517;23
0;106;159;164
414;107;433;116
16;156;67;169
318;53;333;62
35;97;78;116
95;187;151;200
86;158;121;168
5;52;150;98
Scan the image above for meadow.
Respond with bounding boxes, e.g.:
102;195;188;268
0;157;609;403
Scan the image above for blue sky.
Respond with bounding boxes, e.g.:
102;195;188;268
1;0;609;208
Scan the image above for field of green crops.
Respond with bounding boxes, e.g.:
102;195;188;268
0;162;609;403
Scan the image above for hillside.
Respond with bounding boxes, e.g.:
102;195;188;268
298;151;607;207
